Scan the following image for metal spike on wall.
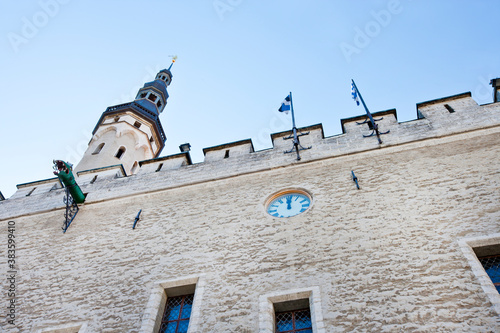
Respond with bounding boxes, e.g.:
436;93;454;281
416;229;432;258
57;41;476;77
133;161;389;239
133;210;142;229
351;170;360;190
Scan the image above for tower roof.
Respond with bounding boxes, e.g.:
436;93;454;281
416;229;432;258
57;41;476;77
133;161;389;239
158;68;173;79
142;80;169;100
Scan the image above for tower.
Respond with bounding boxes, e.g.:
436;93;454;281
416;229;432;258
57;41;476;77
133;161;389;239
74;67;173;175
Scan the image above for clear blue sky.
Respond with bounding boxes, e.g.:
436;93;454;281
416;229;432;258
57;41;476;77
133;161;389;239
0;0;499;198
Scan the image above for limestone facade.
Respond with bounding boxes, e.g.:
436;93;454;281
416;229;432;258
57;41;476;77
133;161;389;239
1;91;500;332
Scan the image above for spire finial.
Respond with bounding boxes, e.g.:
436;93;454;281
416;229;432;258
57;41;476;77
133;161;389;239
168;55;177;70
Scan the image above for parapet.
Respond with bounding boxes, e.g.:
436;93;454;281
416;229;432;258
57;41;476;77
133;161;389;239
76;164;127;185
138;152;192;174
1;90;499;220
9;177;62;200
203;139;254;162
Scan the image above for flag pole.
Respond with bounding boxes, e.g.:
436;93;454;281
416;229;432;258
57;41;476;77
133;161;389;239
351;79;383;144
282;92;311;160
289;92;301;160
290;91;297;129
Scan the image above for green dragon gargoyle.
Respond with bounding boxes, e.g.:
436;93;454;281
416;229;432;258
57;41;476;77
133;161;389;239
53;160;85;204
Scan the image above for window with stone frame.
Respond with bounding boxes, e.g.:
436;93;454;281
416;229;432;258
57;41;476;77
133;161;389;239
158;294;194;333
275;307;312;333
139;276;203;333
259;287;325;333
459;235;500;315
477;254;500;293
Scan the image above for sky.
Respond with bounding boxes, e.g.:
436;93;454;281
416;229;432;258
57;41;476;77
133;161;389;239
0;0;499;198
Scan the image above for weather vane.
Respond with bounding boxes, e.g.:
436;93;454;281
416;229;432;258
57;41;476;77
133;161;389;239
168;55;178;70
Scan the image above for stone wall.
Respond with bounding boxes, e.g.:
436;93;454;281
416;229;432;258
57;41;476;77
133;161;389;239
1;93;500;332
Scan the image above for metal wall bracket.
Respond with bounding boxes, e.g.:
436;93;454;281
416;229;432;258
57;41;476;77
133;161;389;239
62;186;79;233
356;117;389;144
351;170;360;190
133;209;142;229
284;128;311;161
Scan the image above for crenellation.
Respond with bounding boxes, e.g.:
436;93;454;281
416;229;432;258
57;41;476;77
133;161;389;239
9;177;62;200
76;164;126;185
203;139;255;162
3;94;500;214
416;92;475;118
340;109;397;133
137;152;191;174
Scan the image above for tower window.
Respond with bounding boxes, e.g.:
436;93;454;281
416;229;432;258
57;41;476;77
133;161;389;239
140;92;147;98
115;147;126;159
157;100;162;108
156;163;163;172
26;187;36;196
90;175;98;184
134;121;141;128
224;150;230;159
148;93;157;102
114;116;120;122
92;143;105;155
150;136;154;143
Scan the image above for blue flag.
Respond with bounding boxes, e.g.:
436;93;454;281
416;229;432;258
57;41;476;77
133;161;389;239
279;94;291;114
351;82;360;106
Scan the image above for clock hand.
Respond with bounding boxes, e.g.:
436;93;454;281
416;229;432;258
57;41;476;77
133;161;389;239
286;195;292;210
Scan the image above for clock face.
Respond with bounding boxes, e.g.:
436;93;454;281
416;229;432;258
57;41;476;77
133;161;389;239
266;190;311;218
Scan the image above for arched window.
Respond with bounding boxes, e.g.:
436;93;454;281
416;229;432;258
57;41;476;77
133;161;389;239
115;147;126;159
92;143;105;155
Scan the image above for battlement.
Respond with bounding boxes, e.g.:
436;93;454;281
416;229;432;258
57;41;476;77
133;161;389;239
1;91;499;220
203;138;255;162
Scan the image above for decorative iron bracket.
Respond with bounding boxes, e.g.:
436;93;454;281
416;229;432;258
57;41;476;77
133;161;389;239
283;128;311;161
356;117;389;144
62;186;79;233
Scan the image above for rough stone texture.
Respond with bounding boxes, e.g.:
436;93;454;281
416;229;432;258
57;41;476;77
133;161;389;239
1;93;500;332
